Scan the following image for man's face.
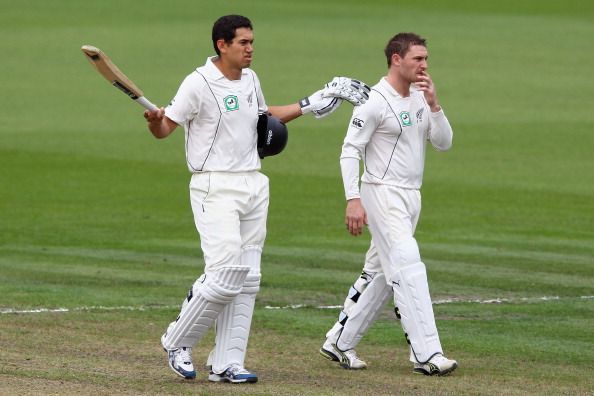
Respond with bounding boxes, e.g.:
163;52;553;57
219;27;254;69
395;44;428;83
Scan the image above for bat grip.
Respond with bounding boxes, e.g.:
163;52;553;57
135;96;158;111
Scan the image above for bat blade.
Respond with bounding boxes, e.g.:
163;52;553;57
81;45;157;110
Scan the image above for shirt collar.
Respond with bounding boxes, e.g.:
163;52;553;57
379;77;401;98
379;77;419;98
201;56;249;81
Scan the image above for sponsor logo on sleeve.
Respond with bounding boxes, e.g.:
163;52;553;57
351;117;365;129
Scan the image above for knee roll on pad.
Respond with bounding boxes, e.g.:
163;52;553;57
239;246;261;295
391;261;443;363
389;237;421;270
162;266;250;349
201;266;251;304
241;273;261;295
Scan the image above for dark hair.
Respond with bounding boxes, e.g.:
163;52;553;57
384;32;427;67
212;15;253;55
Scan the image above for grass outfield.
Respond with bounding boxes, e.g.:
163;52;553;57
1;0;593;395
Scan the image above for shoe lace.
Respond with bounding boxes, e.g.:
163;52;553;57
344;349;359;361
178;347;192;364
227;364;249;375
430;354;452;367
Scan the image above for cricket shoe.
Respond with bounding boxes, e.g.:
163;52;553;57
161;334;196;379
319;341;367;369
413;353;458;376
208;364;258;383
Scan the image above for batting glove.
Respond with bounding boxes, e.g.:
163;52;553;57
300;89;343;119
322;77;371;106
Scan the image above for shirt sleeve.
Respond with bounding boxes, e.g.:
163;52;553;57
428;109;453;151
339;96;381;200
165;73;201;125
340;157;361;200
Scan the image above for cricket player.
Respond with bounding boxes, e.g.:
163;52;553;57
319;32;458;376
144;15;370;383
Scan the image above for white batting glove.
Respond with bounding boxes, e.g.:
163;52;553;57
299;89;344;119
322;77;371;106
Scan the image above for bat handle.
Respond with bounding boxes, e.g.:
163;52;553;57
135;96;158;111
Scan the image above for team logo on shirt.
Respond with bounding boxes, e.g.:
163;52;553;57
223;95;239;111
399;111;412;127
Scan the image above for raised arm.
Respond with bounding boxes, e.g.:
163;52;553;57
268;77;371;123
416;71;453;150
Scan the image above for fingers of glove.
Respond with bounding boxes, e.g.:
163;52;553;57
327;77;370;96
327;76;345;88
345;80;370;102
349;79;371;98
333;90;365;106
351;79;371;95
344;92;366;106
322;86;354;102
323;81;370;105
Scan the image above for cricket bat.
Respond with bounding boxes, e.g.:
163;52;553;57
81;45;158;111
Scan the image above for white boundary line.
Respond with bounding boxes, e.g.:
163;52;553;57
0;305;178;314
2;296;592;315
264;295;593;310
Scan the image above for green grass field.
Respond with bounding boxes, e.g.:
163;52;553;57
1;1;593;395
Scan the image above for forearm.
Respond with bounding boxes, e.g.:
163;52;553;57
145;108;178;139
267;104;302;124
268;77;370;123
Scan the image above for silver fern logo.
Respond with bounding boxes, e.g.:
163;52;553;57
416;108;424;124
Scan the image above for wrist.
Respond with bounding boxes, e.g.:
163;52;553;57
299;96;312;115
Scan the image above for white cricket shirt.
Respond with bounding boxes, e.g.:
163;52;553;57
165;57;268;172
340;77;453;199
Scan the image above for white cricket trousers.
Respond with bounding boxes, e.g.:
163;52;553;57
359;182;421;279
189;171;269;272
